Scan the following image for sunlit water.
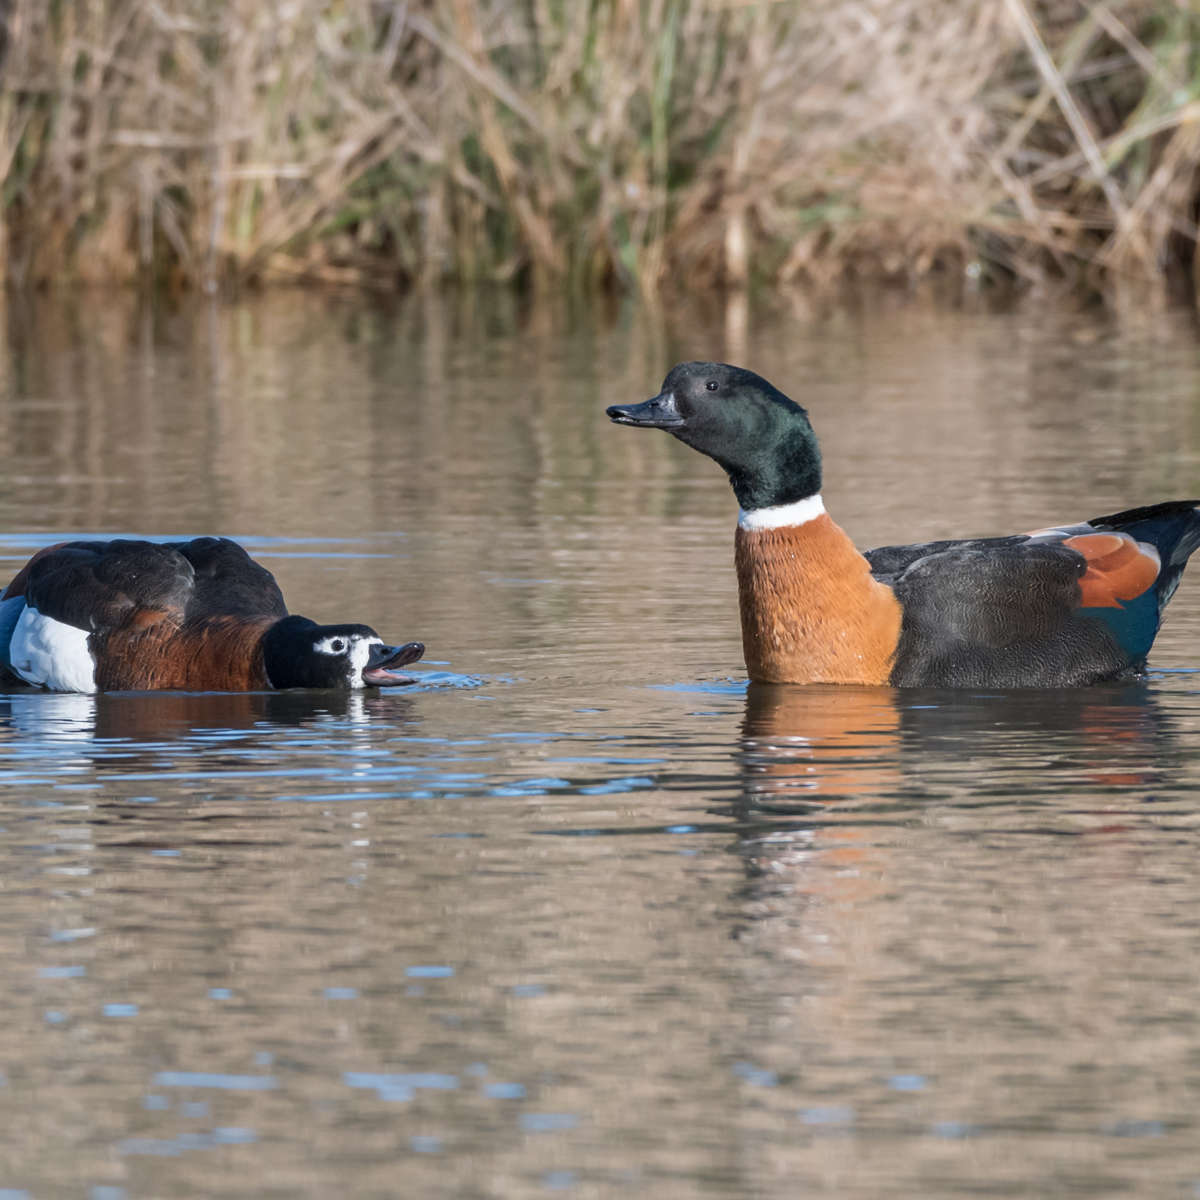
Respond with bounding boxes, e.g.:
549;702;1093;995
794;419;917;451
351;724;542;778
2;292;1200;1197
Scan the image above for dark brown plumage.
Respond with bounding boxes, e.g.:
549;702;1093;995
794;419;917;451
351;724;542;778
0;537;424;693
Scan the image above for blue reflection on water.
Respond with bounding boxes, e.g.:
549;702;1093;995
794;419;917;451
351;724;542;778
343;1072;459;1099
799;1106;855;1127
118;1128;257;1157
153;1072;278;1091
520;1113;579;1133
733;1061;778;1087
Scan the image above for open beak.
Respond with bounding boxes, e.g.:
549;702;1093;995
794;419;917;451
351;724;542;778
606;390;684;429
362;641;425;687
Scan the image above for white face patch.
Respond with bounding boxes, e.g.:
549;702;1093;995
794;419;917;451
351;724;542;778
312;634;383;689
314;634;350;655
738;493;825;532
10;606;96;693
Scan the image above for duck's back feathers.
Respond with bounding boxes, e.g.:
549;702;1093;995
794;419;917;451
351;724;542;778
871;500;1200;687
14;539;194;633
1;538;288;691
173;537;288;622
881;540;1130;687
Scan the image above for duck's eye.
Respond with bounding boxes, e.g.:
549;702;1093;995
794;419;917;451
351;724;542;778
705;380;719;392
330;639;346;653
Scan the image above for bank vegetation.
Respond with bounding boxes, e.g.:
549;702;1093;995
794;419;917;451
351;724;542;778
1;1;1198;301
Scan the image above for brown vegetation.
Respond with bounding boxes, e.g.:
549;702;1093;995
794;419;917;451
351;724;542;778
1;1;1198;300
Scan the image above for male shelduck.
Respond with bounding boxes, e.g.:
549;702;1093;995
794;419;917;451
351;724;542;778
608;361;1200;687
0;537;424;693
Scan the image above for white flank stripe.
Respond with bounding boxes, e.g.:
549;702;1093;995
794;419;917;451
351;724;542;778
10;607;96;693
738;493;825;532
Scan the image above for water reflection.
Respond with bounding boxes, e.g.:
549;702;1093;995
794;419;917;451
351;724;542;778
4;290;1200;1198
0;687;420;743
729;680;1181;942
739;684;902;808
90;689;412;741
897;684;1171;795
0;689;97;741
722;677;1200;1196
736;680;1170;819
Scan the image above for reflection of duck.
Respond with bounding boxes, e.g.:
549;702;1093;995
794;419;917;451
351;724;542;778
0;687;414;743
730;682;1171;934
735;681;1167;817
733;684;903;921
91;688;416;741
897;684;1166;793
609;362;1200;686
0;689;417;814
0;690;97;742
739;683;901;808
0;537;423;692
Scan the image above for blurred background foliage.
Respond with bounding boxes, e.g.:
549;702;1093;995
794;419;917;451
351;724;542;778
1;0;1198;302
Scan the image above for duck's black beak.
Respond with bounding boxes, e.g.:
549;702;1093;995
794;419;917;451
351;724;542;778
606;390;685;429
362;641;425;687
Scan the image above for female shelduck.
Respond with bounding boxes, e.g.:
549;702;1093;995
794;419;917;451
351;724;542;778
608;361;1200;687
0;537;424;693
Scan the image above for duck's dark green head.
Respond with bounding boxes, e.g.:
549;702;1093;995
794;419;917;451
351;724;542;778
606;362;821;511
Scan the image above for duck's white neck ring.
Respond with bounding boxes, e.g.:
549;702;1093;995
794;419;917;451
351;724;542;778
738;493;825;531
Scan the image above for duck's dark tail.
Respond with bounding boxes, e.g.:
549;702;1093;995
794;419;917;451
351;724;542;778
1089;500;1200;611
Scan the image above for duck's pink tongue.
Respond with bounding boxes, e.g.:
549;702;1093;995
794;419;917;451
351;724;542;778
362;641;424;687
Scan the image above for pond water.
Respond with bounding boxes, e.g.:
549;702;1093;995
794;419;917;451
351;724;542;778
2;290;1200;1197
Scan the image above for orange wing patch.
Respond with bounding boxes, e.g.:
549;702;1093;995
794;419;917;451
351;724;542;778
1063;532;1161;609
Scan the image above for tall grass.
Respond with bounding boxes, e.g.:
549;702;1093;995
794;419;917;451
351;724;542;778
1;1;1198;300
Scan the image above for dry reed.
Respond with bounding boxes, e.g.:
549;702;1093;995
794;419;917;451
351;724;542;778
1;1;1198;301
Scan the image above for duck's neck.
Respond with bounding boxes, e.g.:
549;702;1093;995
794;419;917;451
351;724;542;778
737;493;828;531
734;496;902;684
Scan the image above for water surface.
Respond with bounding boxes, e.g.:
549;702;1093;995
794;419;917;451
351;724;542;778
1;292;1200;1197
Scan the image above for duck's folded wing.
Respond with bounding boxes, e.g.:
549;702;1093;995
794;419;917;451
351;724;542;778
173;537;287;621
865;535;1028;584
19;539;195;633
878;535;1160;687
